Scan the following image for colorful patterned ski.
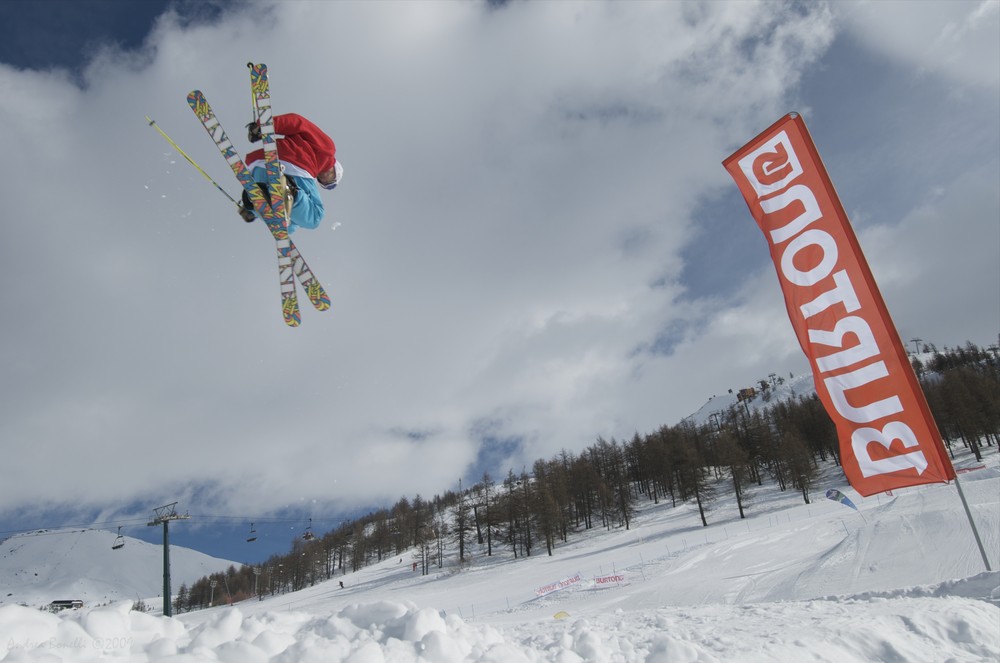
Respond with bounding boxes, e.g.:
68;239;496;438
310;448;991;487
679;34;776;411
187;89;330;324
187;89;299;326
247;63;331;313
248;63;288;223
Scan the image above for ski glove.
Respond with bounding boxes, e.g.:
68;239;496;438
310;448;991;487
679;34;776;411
246;121;262;143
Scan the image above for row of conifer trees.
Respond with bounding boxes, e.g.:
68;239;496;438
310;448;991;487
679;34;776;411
173;342;997;612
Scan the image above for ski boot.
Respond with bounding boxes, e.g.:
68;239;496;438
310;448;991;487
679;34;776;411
281;173;298;213
273;167;298;227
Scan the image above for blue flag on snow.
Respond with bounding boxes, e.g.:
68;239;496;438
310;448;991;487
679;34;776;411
825;488;859;511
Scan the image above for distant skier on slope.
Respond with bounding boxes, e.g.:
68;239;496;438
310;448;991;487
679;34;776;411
238;113;343;232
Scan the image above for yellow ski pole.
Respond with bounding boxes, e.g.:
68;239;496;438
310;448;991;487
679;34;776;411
145;116;239;205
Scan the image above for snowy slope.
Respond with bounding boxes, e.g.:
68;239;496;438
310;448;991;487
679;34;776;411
0;451;996;661
0;529;236;609
684;371;818;427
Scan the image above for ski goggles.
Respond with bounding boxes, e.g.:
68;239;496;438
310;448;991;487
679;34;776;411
318;161;344;191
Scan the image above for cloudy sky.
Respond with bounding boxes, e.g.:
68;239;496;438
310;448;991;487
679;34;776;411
1;0;997;562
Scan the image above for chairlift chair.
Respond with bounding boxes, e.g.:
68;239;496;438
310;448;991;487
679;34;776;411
111;526;125;550
302;517;315;541
246;523;257;543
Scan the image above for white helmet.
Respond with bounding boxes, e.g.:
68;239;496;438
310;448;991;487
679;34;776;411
320;161;344;190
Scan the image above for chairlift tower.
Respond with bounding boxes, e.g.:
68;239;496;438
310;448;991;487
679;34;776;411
147;502;190;617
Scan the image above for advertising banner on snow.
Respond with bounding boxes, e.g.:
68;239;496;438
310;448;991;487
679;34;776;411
535;572;583;598
723;113;955;496
591;573;629;589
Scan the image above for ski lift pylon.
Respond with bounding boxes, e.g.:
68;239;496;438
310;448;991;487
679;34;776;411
246;522;257;543
111;526;125;550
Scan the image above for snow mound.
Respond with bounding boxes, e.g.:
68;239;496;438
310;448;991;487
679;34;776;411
1;593;997;662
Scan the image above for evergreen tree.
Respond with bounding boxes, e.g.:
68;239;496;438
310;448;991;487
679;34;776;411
478;472;495;556
716;429;752;518
451;480;472;562
173;583;189;614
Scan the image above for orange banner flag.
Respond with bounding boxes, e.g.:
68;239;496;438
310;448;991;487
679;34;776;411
723;113;955;496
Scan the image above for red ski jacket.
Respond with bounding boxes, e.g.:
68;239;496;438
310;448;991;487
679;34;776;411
246;113;336;179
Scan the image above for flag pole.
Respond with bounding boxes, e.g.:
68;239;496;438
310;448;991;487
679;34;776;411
953;473;992;571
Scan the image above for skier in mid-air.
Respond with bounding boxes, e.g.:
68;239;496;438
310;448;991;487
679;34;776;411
182;64;334;327
239;113;343;232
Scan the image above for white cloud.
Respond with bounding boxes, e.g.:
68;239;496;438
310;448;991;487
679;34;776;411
833;0;1000;89
0;1;995;522
856;162;1000;349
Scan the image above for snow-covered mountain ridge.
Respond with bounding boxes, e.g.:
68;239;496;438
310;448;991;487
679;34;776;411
684;370;818;427
0;528;236;609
